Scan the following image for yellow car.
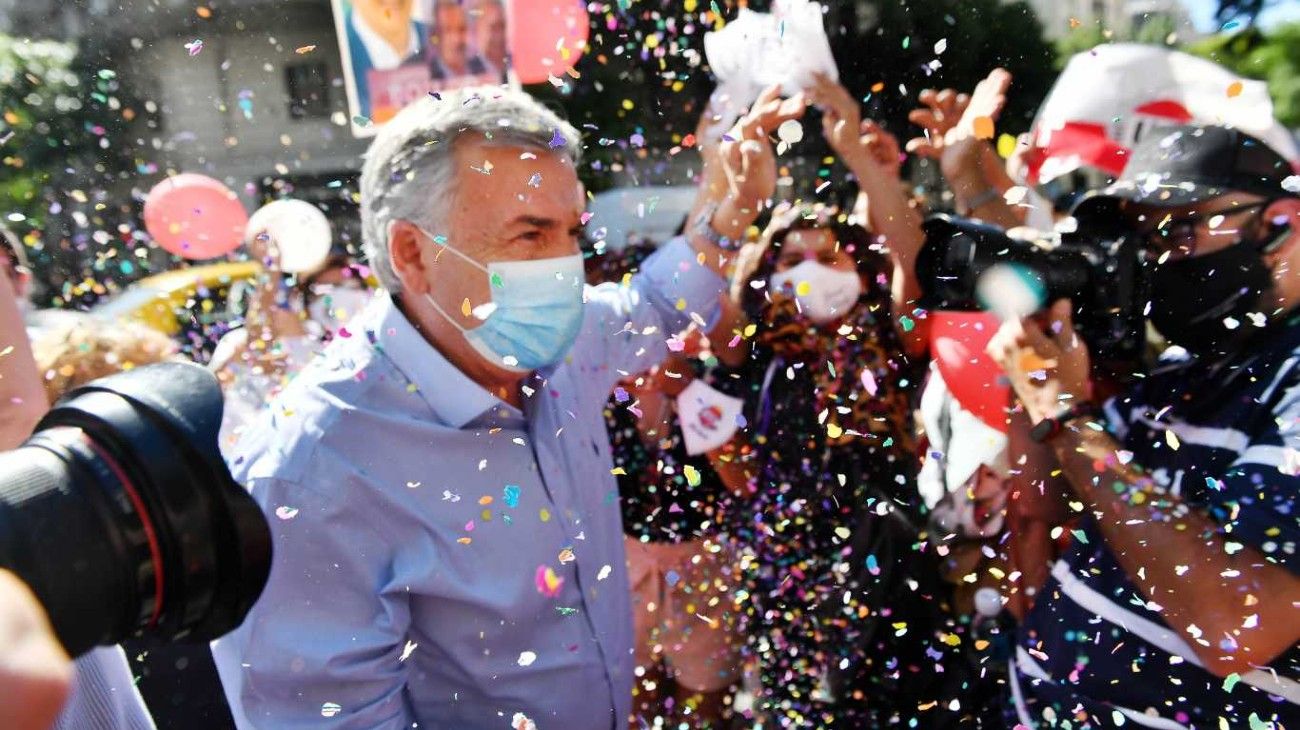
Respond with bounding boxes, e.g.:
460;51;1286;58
92;261;263;337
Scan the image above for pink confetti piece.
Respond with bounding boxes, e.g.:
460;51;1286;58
535;565;563;597
861;370;878;396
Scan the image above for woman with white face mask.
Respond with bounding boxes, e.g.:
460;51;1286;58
710;203;962;727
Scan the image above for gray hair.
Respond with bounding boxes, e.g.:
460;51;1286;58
360;85;582;293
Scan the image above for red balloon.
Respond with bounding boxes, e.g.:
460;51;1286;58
509;0;590;84
930;311;1010;433
143;174;248;260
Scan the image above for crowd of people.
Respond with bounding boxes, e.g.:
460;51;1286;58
0;51;1298;730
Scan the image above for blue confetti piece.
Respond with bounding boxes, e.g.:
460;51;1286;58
665;570;680;587
865;554;880;576
549;128;566;149
503;485;520;508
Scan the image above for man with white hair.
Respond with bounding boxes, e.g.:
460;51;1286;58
211;85;796;728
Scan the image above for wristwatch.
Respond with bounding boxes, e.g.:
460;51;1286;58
1029;401;1099;443
959;187;1002;216
690;202;742;251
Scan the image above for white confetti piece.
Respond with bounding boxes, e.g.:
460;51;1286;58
517;651;537;666
400;640;418;661
274;506;298;520
597;564;611;580
321;702;342;718
1165;430;1180;450
777;119;804;144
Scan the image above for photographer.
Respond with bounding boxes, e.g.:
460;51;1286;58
987;125;1300;726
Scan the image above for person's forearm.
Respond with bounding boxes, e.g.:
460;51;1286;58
0;274;47;449
948;169;1021;230
1053;425;1300;674
1006;410;1071;617
848;159;929;356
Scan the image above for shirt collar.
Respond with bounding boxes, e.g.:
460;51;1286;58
364;294;504;428
350;11;420;70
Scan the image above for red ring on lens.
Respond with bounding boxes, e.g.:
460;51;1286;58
80;433;165;628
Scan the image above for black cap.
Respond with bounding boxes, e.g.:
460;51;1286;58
1077;124;1296;210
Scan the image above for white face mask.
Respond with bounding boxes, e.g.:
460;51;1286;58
768;259;863;325
307;285;371;328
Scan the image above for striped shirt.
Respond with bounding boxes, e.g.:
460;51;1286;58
1013;320;1300;729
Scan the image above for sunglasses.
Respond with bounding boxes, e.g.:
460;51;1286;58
1141;201;1267;260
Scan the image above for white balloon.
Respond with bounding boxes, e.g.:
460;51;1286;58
245;199;332;274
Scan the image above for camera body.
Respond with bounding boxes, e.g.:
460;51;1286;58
916;212;1148;362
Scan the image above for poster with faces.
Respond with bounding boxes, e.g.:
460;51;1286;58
332;0;509;136
676;379;744;456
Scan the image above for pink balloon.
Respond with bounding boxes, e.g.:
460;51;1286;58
509;0;589;84
143;174;248;260
930;311;1010;434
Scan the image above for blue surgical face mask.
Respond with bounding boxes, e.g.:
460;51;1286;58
418;228;585;372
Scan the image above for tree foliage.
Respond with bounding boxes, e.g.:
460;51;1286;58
1186;22;1300;127
0;36;153;300
1215;0;1268;28
543;0;1056;197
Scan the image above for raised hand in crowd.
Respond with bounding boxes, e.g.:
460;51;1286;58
712;84;807;238
908;68;1023;229
807;72;928;355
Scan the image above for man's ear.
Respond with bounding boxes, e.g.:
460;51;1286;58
388;220;430;296
13;269;31;300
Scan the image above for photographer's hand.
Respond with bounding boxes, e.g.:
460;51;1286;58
0;570;71;730
985;299;1091;423
989;301;1300;676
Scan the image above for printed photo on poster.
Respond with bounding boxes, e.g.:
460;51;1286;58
331;0;508;136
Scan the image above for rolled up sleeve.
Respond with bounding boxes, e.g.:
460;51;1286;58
578;236;726;386
211;477;413;730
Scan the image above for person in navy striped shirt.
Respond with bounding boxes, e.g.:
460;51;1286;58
987;125;1300;729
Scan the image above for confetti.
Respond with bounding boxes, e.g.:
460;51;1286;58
683;464;701;486
320;702;342;718
517;651;537;667
273;506;298;520
400;640;418;661
294;45;316;55
535;565;563;597
184;39;203;56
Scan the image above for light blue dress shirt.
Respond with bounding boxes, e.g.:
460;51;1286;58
211;238;724;729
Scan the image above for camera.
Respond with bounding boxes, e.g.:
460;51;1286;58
915;212;1148;361
0;362;271;658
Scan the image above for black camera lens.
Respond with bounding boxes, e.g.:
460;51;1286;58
916;214;1147;361
0;362;271;658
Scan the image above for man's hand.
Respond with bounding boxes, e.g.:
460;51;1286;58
907;68;1010;179
0;570;71;730
717;84;806;213
985;299;1092;423
806;72;875;169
